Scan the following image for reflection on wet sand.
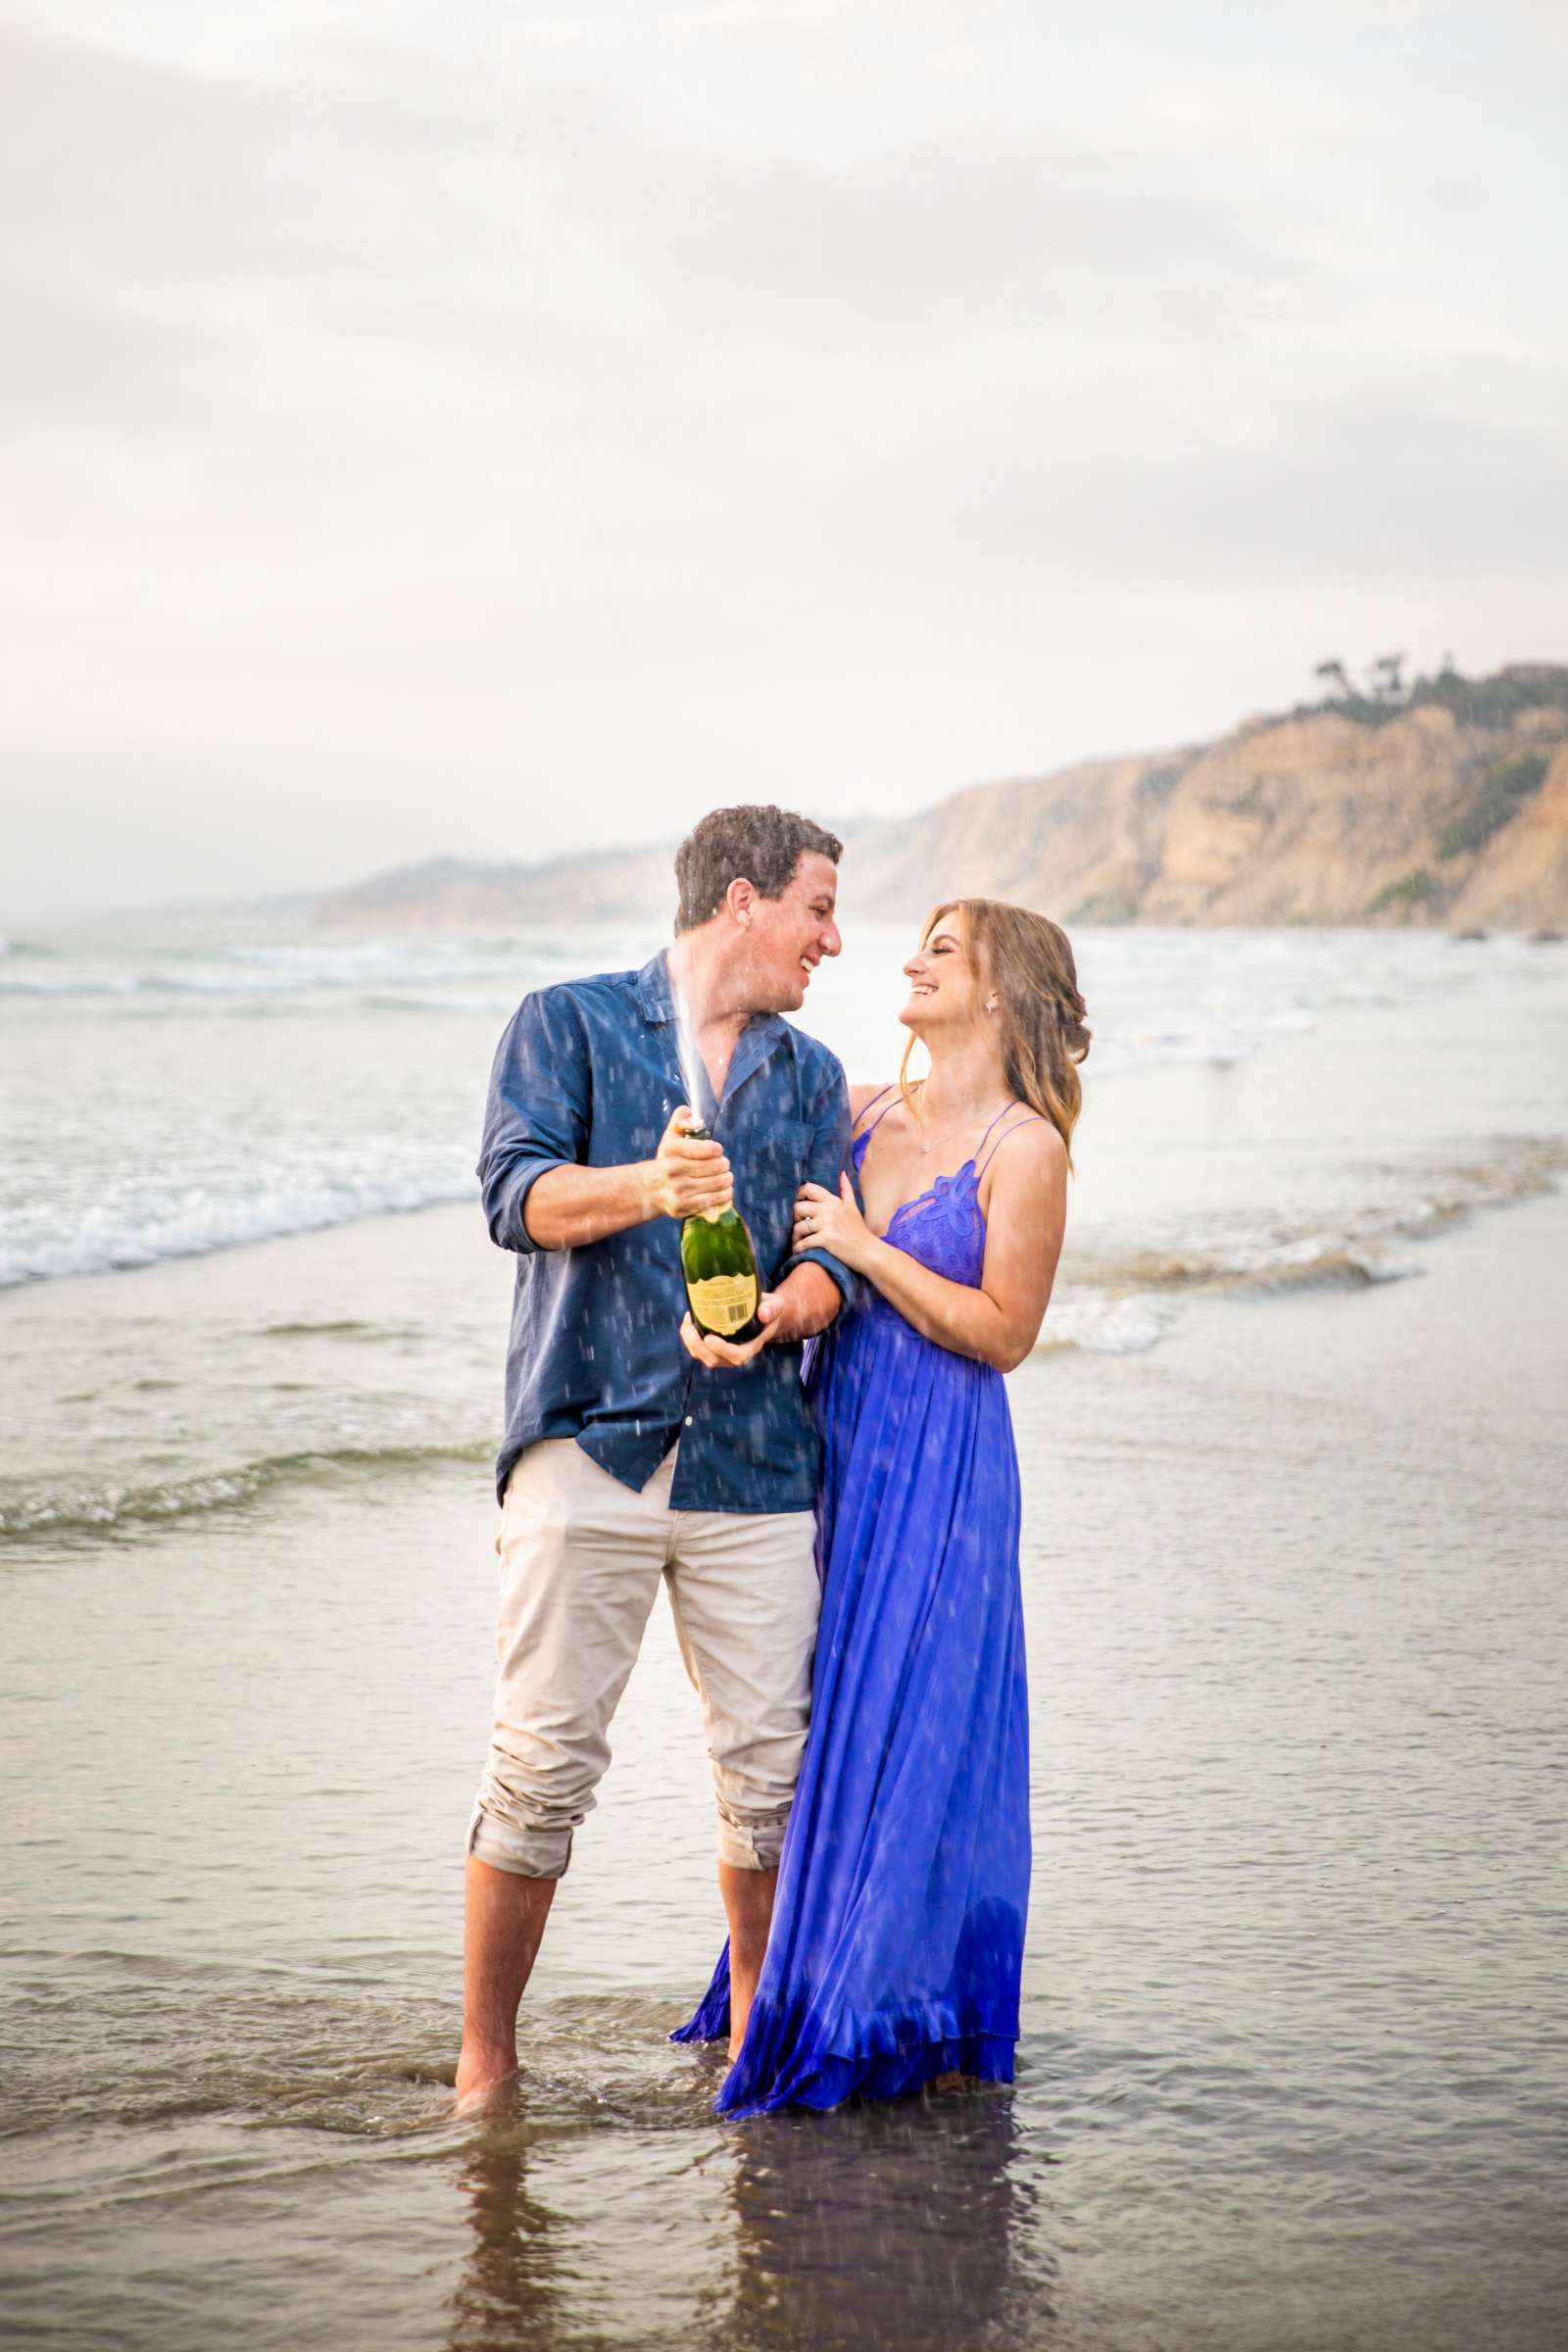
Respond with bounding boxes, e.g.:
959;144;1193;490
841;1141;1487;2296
706;2086;1054;2352
449;2113;609;2352
447;2071;1054;2351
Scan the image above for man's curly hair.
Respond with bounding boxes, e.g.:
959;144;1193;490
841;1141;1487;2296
673;805;842;934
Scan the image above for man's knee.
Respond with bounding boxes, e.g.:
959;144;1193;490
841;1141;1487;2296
478;1443;665;1878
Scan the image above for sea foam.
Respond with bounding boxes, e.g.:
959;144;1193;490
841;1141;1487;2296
0;1171;475;1289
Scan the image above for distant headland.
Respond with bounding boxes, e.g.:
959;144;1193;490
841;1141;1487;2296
317;660;1568;932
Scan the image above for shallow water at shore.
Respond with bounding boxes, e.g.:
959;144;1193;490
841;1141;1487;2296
5;1178;1568;2348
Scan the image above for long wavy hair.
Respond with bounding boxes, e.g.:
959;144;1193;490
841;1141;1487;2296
899;898;1091;1166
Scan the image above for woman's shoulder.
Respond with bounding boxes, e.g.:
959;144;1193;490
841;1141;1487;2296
849;1082;901;1128
980;1105;1067;1186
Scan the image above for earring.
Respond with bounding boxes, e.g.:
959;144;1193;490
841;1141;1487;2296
985;997;999;1014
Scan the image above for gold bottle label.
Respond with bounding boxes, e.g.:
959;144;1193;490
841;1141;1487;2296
688;1271;758;1336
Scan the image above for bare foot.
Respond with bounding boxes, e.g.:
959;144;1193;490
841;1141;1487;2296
454;2041;519;2115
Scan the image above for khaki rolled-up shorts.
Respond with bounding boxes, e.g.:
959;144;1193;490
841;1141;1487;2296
467;1438;819;1880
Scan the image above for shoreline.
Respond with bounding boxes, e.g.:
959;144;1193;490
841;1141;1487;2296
5;931;1566;1557
5;1144;1564;1556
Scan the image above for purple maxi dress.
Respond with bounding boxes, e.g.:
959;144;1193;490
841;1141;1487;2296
673;1096;1040;2118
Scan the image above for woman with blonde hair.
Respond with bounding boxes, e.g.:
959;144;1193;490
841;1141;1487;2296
675;897;1088;2114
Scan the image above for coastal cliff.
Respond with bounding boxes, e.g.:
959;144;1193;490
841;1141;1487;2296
317;663;1568;931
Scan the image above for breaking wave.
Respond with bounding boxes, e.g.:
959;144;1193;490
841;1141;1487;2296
1033;1295;1169;1355
0;1441;490;1544
1067;1140;1568;1308
0;1171;476;1289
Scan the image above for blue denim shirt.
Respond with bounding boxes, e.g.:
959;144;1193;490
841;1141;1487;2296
479;951;854;1513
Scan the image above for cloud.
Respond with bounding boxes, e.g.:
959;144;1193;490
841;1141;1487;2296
1;6;1564;909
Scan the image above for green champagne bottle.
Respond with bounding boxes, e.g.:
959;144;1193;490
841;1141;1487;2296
679;1120;763;1343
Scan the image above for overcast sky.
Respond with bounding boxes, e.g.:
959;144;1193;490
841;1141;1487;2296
3;0;1565;914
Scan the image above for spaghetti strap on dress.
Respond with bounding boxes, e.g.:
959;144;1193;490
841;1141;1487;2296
852;1083;900;1142
672;1104;1037;2116
975;1106;1048;1176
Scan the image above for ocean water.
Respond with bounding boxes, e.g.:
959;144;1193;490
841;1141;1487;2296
3;914;1561;1297
2;915;1567;2349
4;917;1566;1542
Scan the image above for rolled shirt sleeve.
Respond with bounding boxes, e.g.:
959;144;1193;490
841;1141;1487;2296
477;988;591;1254
778;1051;856;1314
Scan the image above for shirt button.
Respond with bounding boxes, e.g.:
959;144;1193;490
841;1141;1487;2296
684;1415;694;1427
